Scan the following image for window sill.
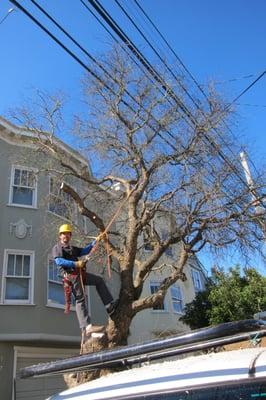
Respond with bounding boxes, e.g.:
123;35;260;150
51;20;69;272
7;203;38;210
46;302;75;312
0;302;35;306
46;210;72;221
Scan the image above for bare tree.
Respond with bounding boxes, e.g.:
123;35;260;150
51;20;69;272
10;48;265;352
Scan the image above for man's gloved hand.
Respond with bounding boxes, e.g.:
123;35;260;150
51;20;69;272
96;232;106;242
75;260;86;269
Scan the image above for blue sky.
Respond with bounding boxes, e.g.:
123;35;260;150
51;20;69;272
0;1;265;161
0;0;265;272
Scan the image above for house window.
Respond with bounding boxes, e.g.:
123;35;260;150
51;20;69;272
48;177;75;220
48;260;74;308
170;285;184;314
150;282;165;311
161;231;173;257
10;166;37;207
2;250;34;304
191;268;202;292
144;225;155;251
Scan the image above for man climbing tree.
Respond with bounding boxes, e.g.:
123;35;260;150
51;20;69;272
52;223;118;337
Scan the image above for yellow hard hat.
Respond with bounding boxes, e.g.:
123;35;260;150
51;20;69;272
59;224;72;234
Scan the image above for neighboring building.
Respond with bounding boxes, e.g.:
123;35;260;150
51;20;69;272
0;117;207;399
130;215;207;343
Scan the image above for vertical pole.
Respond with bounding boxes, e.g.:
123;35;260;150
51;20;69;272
240;151;265;237
240;152;257;204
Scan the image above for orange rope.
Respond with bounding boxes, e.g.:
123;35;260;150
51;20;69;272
88;186;136;278
96;188;134;278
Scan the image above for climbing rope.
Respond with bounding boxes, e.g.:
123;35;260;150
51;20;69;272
90;185;136;278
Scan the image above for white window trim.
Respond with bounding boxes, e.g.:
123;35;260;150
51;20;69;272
8;165;38;209
191;267;202;292
171;285;184;314
150;281;167;312
46;257;75;311
48;175;78;223
1;249;35;305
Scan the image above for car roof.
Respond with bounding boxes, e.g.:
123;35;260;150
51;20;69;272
49;347;266;400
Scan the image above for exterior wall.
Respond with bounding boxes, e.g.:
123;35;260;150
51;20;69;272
0;135;83;339
129;260;206;344
129;217;207;344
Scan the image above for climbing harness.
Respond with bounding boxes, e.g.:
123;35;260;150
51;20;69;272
62;269;86;314
63;274;72;314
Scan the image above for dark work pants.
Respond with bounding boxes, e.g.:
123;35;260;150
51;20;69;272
68;272;113;329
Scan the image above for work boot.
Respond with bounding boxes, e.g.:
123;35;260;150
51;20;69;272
106;299;119;317
85;324;105;336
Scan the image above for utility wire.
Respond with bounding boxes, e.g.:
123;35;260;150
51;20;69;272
9;0;115;93
133;0;209;102
0;8;15;25
235;102;266;108
84;0;197;125
79;0;149;77
79;0;183;116
224;70;266;112
114;0;203;112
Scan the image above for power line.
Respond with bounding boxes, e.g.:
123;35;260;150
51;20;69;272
207;73;260;86
0;8;15;25
133;0;209;102
9;0;113;91
224;70;266;112
114;0;203;112
79;0;182;114
235;102;266;108
84;0;197;125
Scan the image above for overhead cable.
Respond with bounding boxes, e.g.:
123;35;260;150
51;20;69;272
85;0;196;125
133;0;209;102
224;70;266;112
114;0;203;111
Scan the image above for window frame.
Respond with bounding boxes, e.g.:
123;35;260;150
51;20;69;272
9;165;38;208
150;281;167;312
170;284;184;314
191;267;202;292
48;176;77;221
47;258;75;310
1;249;35;305
161;230;173;257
